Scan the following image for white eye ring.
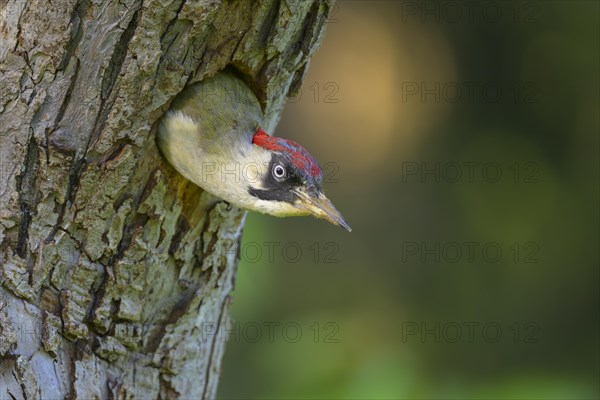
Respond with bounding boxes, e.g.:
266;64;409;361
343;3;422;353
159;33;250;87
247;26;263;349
273;164;286;180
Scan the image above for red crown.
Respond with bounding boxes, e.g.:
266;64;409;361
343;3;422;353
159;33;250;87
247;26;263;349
252;129;323;178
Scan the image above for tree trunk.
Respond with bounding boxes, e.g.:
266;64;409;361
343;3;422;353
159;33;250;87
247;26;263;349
0;0;332;398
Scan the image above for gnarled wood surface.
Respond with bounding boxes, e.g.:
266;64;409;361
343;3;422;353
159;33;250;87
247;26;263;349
0;0;333;398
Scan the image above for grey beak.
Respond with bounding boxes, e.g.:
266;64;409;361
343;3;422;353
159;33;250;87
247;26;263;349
294;188;352;232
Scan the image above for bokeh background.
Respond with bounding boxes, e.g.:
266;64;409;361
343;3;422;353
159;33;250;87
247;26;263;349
219;1;599;398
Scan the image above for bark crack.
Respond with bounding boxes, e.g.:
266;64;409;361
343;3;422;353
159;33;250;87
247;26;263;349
16;130;40;259
44;153;88;245
52;57;81;137
10;369;23;400
91;2;143;150
201;295;230;400
57;0;86;72
258;0;281;48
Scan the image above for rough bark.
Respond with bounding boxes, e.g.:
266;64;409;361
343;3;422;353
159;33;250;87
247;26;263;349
0;0;333;398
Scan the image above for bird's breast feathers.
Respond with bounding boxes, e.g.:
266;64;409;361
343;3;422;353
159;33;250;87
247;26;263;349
158;110;296;213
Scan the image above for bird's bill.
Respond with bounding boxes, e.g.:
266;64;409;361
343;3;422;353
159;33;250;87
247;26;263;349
293;188;352;232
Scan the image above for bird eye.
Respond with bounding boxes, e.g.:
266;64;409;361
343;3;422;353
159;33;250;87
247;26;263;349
272;164;286;180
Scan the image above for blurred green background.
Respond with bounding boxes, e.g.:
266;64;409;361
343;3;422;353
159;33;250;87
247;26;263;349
218;1;599;398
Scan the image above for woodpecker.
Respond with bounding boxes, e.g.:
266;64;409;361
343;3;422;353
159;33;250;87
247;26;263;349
157;72;351;232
